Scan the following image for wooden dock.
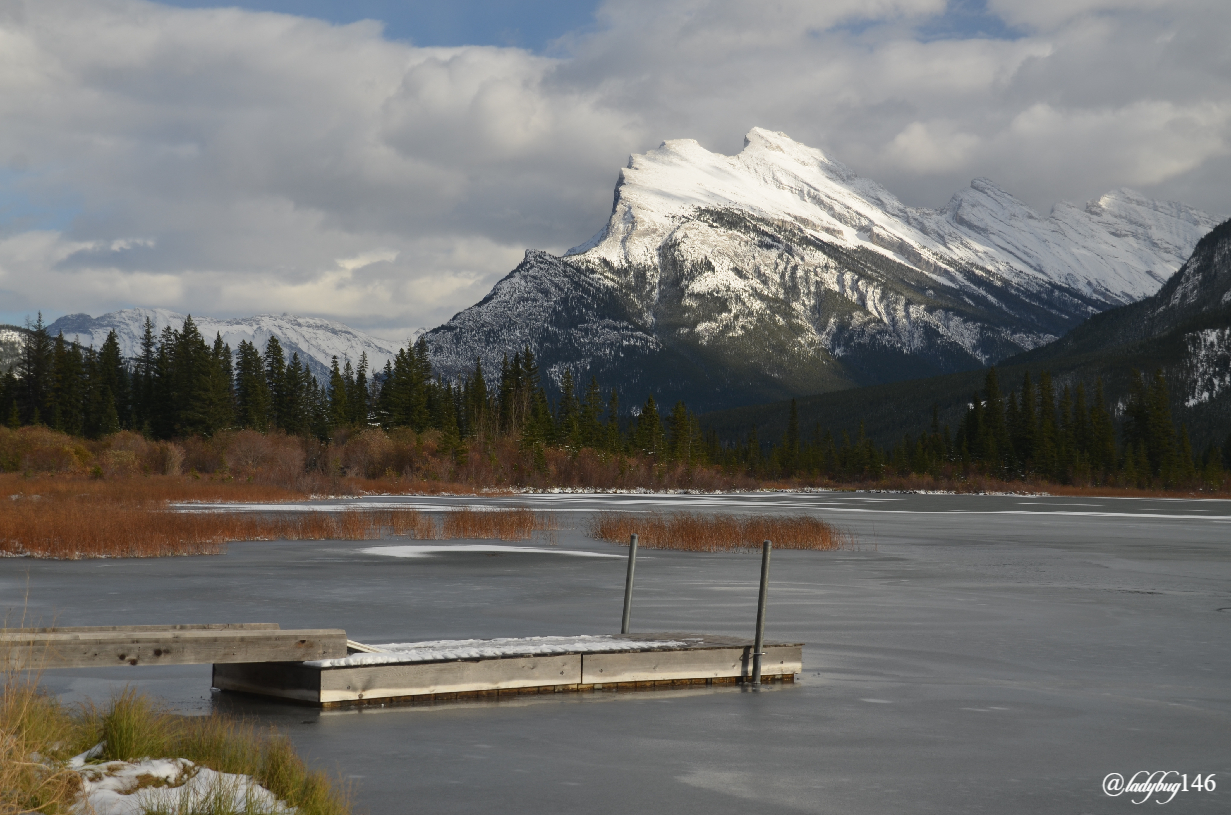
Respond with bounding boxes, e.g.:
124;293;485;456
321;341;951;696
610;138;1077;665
212;633;803;707
8;625;803;708
1;623;347;670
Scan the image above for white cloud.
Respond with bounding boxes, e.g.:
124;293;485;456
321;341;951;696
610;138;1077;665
0;0;1227;336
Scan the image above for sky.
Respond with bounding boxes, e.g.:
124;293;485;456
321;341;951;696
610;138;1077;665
1;0;1228;341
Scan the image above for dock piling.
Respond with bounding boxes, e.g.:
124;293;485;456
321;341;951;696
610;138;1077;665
752;540;772;686
621;534;638;634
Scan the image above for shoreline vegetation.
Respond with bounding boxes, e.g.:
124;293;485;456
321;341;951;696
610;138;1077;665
1;315;1226;497
0;672;352;815
1;420;1227;559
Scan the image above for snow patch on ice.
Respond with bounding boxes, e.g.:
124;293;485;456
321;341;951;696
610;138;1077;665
361;544;620;559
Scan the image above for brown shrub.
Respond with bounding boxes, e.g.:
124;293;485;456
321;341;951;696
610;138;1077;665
588;511;855;552
0;426;92;474
180;435;226;474
336;428;395;478
222;429;275;474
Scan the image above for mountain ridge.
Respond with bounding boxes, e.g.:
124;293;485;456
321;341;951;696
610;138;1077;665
45;309;404;383
425;127;1217;411
702;216;1231;451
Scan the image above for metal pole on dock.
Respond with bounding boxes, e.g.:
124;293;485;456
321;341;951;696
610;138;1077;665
751;540;772;686
621;534;638;635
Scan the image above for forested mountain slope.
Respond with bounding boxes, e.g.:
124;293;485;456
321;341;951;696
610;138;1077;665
703;220;1231;450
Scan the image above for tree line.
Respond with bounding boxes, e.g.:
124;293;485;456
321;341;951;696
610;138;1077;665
0;315;708;465
1;314;1225;488
723;367;1228;488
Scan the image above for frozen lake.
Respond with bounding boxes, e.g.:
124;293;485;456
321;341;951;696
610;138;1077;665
10;491;1231;813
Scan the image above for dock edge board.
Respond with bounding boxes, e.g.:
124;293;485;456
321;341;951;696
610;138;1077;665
212;643;803;707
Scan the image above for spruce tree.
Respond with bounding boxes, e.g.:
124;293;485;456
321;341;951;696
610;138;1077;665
18;313;54;424
328;356;350;430
264;335;287;430
633;395;663;457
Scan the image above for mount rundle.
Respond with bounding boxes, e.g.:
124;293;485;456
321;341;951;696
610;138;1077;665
426;128;1217;411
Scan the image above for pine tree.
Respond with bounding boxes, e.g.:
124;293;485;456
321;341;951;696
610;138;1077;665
234;340;271;430
264;335;287;430
95;330;129;433
1090;379;1116;476
328;356;350;430
133;317;157;431
556;369;579;447
579;377;603;449
50;333;85;435
349;353;369;426
1013;372;1036;471
633;395;663;458
781;398;800;475
18;313;54;424
1036;372;1058;479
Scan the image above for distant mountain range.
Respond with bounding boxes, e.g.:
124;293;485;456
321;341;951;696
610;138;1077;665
425;128;1218;411
703;217;1231;450
42;309;404;382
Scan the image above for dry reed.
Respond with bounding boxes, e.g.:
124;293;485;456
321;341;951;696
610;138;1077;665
439;507;558;541
587;511;855;552
1;496;564;558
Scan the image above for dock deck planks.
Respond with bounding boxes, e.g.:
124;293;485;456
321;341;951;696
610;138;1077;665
1;623;347;670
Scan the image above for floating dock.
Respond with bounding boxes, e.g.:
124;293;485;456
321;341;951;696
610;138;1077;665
212;633;803;707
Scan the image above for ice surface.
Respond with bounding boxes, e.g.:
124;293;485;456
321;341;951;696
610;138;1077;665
307;635;693;668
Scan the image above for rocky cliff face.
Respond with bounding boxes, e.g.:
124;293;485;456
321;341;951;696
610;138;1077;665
427;127;1216;410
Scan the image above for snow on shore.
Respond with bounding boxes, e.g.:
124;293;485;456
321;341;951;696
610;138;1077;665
71;751;291;815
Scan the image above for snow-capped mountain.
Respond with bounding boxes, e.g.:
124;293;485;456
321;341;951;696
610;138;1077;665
427;127;1219;411
46;309;404;382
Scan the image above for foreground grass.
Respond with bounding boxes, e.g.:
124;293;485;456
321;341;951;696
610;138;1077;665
1;678;351;815
588;511;856;552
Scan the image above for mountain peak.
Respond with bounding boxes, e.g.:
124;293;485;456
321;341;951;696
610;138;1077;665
430;127;1219;412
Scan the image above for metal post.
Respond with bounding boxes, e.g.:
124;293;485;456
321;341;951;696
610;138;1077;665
621;534;638;635
751;540;772;686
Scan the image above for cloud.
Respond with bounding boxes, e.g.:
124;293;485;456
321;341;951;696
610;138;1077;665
0;0;1227;337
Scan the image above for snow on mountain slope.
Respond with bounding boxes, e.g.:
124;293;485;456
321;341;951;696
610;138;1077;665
429;128;1218;411
46;309;403;382
570;127;1216;308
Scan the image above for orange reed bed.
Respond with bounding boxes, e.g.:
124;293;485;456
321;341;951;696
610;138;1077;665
587;511;855;553
1;500;561;559
439;507;559;542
